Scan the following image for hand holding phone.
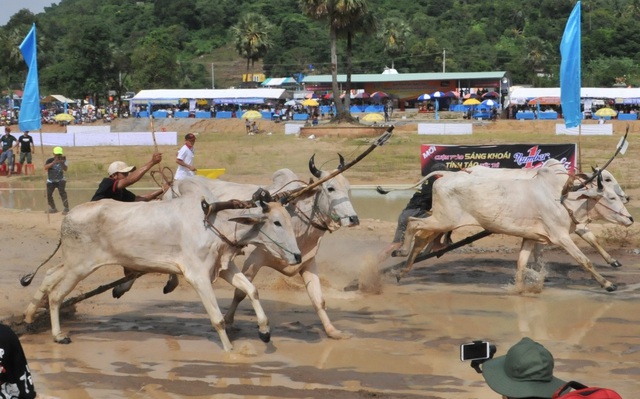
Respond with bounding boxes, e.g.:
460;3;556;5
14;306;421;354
460;341;491;361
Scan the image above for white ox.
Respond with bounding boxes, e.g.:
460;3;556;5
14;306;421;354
394;166;633;291
23;189;302;351
465;160;630;268
163;156;359;339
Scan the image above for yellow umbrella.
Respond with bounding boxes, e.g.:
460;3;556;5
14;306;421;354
361;113;384;122
463;98;481;106
54;113;75;122
241;110;262;120
594;107;617;117
302;99;319;107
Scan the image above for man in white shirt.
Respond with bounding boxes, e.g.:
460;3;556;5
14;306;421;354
174;133;197;180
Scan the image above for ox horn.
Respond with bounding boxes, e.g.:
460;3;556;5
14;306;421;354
337;153;345;170
597;171;604;192
309;154;322;178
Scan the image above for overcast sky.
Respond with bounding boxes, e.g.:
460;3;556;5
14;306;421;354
1;0;60;26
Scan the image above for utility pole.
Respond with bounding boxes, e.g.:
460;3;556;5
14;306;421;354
211;63;215;89
442;48;446;73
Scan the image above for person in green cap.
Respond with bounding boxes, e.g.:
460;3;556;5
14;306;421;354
481;337;566;399
44;146;69;214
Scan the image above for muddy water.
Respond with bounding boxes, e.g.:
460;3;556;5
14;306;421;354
18;274;640;399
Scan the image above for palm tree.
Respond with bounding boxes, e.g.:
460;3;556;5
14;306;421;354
300;0;369;121
231;13;274;84
378;17;411;67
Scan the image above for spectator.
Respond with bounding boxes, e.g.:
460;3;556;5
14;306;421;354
18;131;34;171
44;147;69;215
0;127;18;177
481;337;566;399
0;323;38;399
174;133;197;180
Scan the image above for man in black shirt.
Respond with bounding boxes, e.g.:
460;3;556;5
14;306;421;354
0;323;37;399
0;127;17;177
91;152;165;202
379;163;449;261
18;131;34;171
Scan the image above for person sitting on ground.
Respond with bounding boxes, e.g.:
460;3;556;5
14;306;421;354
481;337;566;399
91;152;166;202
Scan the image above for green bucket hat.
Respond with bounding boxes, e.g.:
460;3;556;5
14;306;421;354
482;337;566;398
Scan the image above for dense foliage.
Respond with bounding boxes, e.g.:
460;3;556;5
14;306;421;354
1;0;640;104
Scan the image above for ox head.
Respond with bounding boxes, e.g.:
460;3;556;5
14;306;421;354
201;193;302;265
573;173;634;227
307;154;359;229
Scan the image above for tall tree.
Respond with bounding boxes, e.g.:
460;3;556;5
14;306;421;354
231;13;274;84
299;0;369;122
378;17;411;67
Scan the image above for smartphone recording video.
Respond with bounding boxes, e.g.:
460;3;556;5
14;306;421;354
460;341;491;361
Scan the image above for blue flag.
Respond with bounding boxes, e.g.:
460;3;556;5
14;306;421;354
19;23;42;132
560;2;581;129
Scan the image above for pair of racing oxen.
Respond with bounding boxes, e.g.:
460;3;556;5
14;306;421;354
21;131;633;351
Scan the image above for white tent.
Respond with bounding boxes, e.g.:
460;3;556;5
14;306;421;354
41;94;77;104
131;88;287;104
509;86;640;105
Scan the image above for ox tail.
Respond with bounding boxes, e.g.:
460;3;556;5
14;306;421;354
376;171;455;195
20;239;61;287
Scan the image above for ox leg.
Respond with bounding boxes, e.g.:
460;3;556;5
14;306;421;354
218;263;270;343
575;228;622;268
183;272;234;351
223;261;262;327
25;263;65;324
554;235;616;292
515;240;536;293
301;259;349;339
397;231;439;282
112;268;141;299
44;265;95;343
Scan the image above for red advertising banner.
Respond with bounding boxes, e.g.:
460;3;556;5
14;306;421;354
420;144;577;175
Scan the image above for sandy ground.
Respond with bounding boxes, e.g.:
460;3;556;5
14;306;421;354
2;207;640;399
2;117;640;398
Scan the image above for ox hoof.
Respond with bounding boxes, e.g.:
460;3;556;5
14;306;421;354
611;260;623;268
163;274;179;294
390;250;404;258
112;287;125;299
605;283;617;292
258;331;271;343
55;336;72;344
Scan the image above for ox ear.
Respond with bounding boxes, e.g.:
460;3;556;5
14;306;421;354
228;214;267;225
201;198;211;216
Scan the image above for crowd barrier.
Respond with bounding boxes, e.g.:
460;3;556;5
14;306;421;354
29;132;178;147
418;123;473;135
555;124;612;135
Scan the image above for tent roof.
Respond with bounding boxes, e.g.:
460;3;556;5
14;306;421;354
302;71;507;84
261;77;297;86
41;94;75;103
509;86;640;104
131;88;287;104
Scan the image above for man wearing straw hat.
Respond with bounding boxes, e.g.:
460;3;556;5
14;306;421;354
91;152;165;202
174;133;197;180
